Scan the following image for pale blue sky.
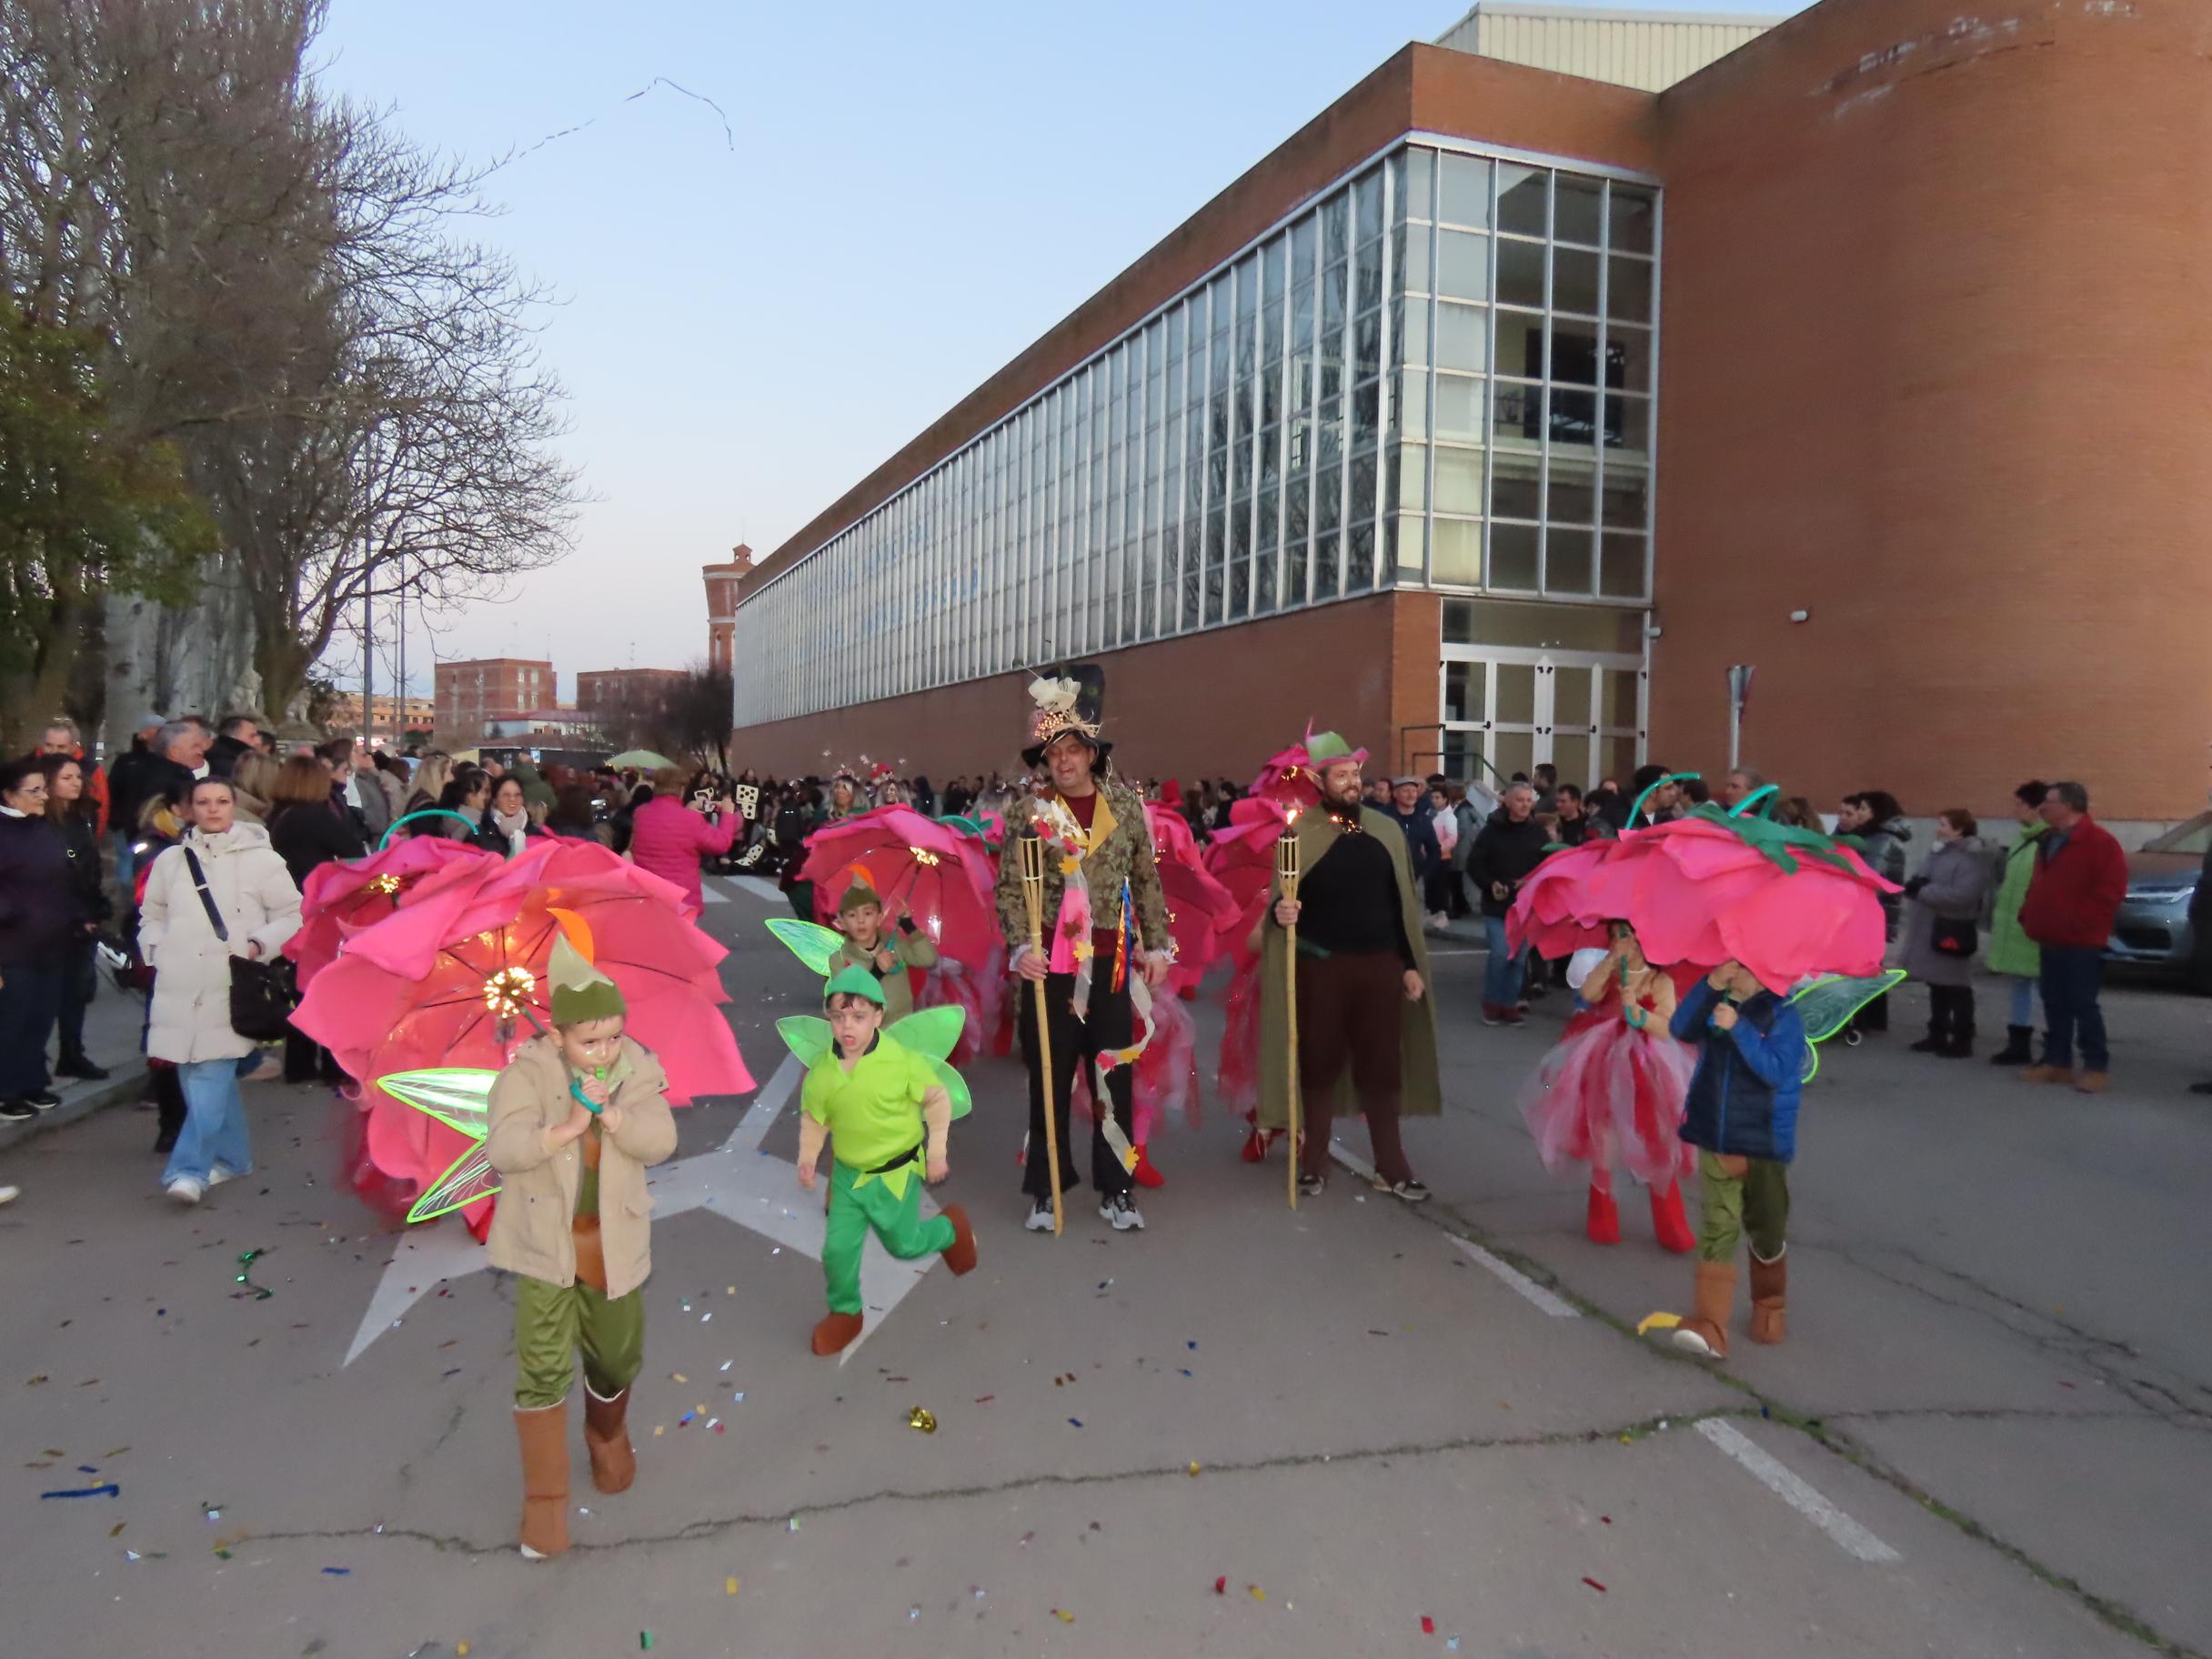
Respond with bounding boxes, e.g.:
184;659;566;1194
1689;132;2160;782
315;0;1808;698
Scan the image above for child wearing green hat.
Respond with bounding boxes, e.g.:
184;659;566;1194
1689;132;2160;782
796;965;978;1355
830;874;939;1022
485;935;678;1560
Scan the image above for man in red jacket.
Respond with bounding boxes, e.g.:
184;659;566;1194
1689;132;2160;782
2018;780;2127;1092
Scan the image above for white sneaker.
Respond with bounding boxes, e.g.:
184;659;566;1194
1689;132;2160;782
0;1184;18;1205
1024;1198;1056;1232
1099;1192;1145;1232
206;1165;239;1188
166;1176;204;1205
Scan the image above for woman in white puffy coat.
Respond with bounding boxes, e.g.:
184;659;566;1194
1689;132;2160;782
139;778;302;1203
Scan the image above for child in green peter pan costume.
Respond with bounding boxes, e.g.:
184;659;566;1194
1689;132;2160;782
791;965;978;1355
829;874;939;1022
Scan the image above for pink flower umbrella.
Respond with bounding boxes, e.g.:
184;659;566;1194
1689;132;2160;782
1508;809;1898;989
286;835;490;990
799;806;1000;968
1146;802;1240;997
294;839;753;1233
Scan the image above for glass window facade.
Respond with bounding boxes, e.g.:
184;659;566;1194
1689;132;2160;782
734;141;1658;728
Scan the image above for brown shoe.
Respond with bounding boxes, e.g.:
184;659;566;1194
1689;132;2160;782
1748;1249;1787;1344
2073;1071;2110;1094
514;1402;570;1559
811;1311;864;1355
940;1203;978;1275
1670;1260;1737;1361
582;1383;637;1494
2019;1064;2076;1084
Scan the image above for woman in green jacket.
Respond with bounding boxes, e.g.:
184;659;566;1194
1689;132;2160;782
1984;779;2049;1065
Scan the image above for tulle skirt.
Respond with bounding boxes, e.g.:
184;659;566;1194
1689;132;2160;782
1519;1009;1694;1190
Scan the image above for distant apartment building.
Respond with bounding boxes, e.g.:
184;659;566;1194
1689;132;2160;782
326;690;437;738
577;668;688;720
434;658;557;742
702;545;753;677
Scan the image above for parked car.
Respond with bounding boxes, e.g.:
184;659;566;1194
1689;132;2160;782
2106;810;2212;979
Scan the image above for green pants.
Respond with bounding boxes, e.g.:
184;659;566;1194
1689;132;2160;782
513;1274;645;1410
1695;1150;1790;1266
822;1159;954;1316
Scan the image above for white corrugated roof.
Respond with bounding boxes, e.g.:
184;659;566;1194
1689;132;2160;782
1442;2;1786;25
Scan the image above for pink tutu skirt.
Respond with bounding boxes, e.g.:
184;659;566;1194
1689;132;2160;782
1518;1008;1694;1190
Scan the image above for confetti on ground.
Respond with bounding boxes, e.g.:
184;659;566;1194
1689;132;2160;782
1052;1609;1075;1624
679;1412;697;1426
973;1393;995;1404
1447;1639;1461;1652
672;1373;688;1384
321;1566;351;1576
1213;1576;1227;1595
458;1645;470;1656
788;1518;799;1533
1635;1311;1682;1336
907;1407;938;1433
40;1483;120;1500
1019;1531;1035;1546
1186;1341;1198;1351
1248;1585;1264;1601
726;1576;739;1596
653;1426;665;1437
640;1634;654;1651
108;1523;125;1538
1187;1462;1202;1477
720;1362;733;1372
1601;1516;1612;1524
1066;1417;1083;1428
1582;1576;1607;1594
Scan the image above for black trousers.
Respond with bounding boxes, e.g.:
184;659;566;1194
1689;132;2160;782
56;934;97;1061
1017;969;1135;1201
1928;982;1976;1041
0;963;62;1098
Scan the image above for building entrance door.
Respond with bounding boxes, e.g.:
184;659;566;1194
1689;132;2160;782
1438;646;1645;791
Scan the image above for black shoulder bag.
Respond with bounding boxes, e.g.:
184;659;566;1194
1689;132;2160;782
182;846;298;1041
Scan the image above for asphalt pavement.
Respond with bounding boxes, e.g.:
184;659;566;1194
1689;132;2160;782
1;875;2204;1658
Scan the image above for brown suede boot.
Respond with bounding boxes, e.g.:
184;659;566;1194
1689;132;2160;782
1748;1249;1787;1344
583;1383;637;1494
940;1203;978;1275
811;1311;864;1355
514;1402;570;1559
1670;1261;1737;1360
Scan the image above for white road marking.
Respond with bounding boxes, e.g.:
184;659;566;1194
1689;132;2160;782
699;881;729;904
1696;1418;1903;1563
1447;1235;1583;1318
345;1052;942;1368
729;875;785;904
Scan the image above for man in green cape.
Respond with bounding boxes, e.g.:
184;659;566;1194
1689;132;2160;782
1255;731;1442;1202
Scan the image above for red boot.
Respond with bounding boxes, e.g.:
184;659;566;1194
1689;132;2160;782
1131;1143;1165;1188
1585;1182;1621;1245
811;1312;864;1355
1650;1182;1695;1255
1240;1122;1272;1164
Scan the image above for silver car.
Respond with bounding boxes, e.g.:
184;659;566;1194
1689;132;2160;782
2106;811;2212;974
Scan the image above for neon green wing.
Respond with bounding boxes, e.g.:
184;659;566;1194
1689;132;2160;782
376;1067;498;1140
408;1147;499;1223
920;1055;972;1121
887;1005;966;1065
775;1015;836;1071
1789;970;1906;1080
766;918;844;979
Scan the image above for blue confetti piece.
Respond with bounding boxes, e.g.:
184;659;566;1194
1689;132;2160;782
1178;1369;1193;1378
321;1566;351;1576
77;1464;98;1474
1186;1340;1198;1351
680;1411;698;1426
41;1483;119;1500
1067;1417;1083;1428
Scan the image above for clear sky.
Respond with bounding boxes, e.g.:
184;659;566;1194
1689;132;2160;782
313;0;1809;700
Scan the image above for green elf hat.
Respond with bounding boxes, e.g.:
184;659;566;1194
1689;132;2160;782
1304;730;1370;768
823;964;886;1007
547;931;626;1026
837;873;883;916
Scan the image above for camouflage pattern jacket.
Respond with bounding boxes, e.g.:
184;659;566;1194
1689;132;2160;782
993;779;1171;961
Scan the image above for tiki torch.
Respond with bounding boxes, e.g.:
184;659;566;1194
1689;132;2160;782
1018;831;1065;1236
1276;811;1304;1211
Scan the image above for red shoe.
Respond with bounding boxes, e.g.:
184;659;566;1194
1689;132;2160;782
1131;1144;1166;1188
939;1204;978;1275
1650;1182;1695;1255
1482;1002;1504;1026
810;1312;864;1355
1585;1184;1621;1244
1240;1125;1271;1164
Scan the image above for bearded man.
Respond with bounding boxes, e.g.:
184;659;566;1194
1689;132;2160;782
1255;731;1442;1201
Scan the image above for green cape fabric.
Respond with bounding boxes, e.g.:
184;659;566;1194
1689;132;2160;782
1985;820;2047;979
1252;805;1443;1129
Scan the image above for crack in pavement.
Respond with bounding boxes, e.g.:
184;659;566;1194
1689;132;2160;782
234;1404;1736;1560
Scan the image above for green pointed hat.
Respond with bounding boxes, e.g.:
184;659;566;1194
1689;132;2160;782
1304;730;1369;767
547;932;626;1026
824;964;885;1006
836;874;883;916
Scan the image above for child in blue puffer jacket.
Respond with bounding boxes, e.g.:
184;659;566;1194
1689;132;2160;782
1667;960;1808;1361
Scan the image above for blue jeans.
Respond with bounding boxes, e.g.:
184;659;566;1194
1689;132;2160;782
114;830;137;890
1483;916;1526;1008
162;1058;252;1187
2008;977;2040;1029
2038;946;2108;1072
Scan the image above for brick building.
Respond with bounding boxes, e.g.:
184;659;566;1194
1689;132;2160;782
325;690;437;739
577;668;688;719
434;658;557;744
702;547;753;677
728;0;2212;827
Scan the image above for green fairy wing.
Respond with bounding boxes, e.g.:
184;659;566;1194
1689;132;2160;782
766;918;844;979
376;1067;497;1140
921;1054;972;1121
1788;970;1905;1080
887;1005;966;1064
375;1068;502;1223
775;1014;836;1071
